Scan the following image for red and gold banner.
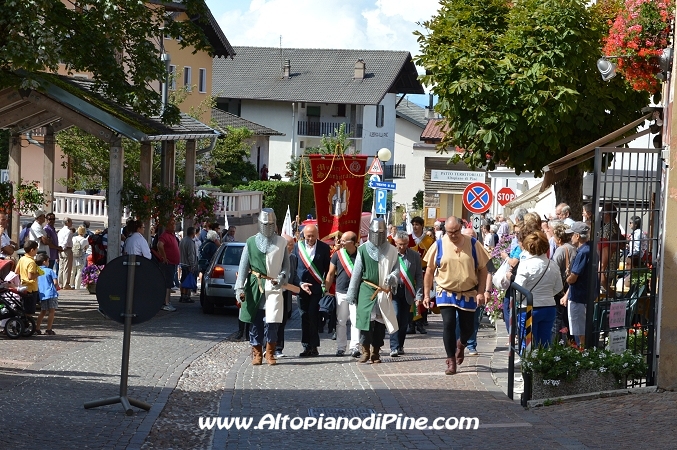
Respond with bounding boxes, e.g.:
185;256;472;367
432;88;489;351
308;154;367;241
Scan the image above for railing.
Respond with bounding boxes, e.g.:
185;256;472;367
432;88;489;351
297;121;363;138
211;190;263;218
383;164;406;179
51;190;263;224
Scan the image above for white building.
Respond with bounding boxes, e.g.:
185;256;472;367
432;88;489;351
212;47;424;177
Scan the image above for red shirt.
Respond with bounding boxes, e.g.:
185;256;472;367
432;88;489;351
159;231;180;264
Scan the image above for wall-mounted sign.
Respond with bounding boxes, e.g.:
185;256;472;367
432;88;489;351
431;170;485;183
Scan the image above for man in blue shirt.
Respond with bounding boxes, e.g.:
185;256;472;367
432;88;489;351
563;222;591;347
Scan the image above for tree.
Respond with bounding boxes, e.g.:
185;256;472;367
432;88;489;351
0;0;216;124
415;0;649;213
412;190;424;210
208;126;258;188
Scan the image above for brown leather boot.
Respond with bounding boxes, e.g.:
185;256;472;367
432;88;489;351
370;346;381;363
445;357;457;375
357;344;371;363
265;342;277;366
456;339;466;365
252;345;263;365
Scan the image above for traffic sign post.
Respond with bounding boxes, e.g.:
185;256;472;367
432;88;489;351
496;187;517;207
470;213;482;239
368;157;384;175
463;182;493;214
375;189;387;215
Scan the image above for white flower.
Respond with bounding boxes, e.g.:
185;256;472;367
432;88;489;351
599;367;607;373
554;356;561;362
623;362;628;368
559;340;565;345
582;351;589;357
575;361;581;367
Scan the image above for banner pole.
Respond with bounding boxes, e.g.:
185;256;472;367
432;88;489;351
297;156;303;220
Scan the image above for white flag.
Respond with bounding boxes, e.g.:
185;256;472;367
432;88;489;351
224;211;230;233
405;210;413;235
370;201;376;222
282;205;293;237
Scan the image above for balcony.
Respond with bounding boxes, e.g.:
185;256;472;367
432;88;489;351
297;121;363;138
383;164;406;179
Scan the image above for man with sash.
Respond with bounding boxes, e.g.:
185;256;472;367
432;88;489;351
407;216;434;334
423;216;491;375
235;208;291;366
347;219;399;364
390;231;423;357
325;231;359;357
294;224;331;357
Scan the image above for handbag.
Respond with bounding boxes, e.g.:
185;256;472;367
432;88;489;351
492;259;511;290
181;271;198;291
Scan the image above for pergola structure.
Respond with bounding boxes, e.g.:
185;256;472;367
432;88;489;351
0;71;220;260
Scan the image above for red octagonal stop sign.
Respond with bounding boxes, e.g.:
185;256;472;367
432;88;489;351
496;187;517;206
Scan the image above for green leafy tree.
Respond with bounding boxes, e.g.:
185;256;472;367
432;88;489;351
0;0;217;124
415;0;649;213
412;190;424;210
208;126;258;188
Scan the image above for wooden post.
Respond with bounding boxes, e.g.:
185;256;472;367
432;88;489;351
8;133;20;243
43;125;55;213
140;142;153;241
107;137;123;261
184;139;196;228
163;140;175;188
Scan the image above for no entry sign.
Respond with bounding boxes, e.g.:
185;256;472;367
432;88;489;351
496;187;517;206
463;182;493;214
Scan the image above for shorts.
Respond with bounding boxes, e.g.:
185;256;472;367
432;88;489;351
567;301;587;336
40;298;58;310
23;291;38;315
162;263;177;289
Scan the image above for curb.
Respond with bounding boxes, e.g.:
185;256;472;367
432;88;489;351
527;385;659;408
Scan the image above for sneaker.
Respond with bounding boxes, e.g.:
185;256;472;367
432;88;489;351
350;348;361;358
397;347;405;355
336;350;345;356
274;351;285;358
467;348;479;356
331;332;337;340
390;349;399;357
162;304;177;312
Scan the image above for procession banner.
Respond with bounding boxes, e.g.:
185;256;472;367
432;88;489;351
308;154;368;241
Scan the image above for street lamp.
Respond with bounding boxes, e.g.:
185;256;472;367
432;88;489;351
377;147;392;163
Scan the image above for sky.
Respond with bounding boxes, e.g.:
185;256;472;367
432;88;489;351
204;0;442;105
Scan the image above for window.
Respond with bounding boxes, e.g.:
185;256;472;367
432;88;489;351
300;102;306;109
307;105;321;117
376;104;384;128
198;68;207;93
300;141;305;149
337;104;346;117
184;66;192;91
168;65;176;91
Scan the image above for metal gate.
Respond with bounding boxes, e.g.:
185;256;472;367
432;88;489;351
587;146;665;387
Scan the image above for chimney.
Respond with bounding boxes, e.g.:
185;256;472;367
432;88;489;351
354;59;365;80
282;59;291;79
425;93;436;119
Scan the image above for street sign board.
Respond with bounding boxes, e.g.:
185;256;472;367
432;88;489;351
367;157;384;175
369;174;381;184
0;170;7;183
496;187;517;206
375;189;387;215
470;214;482;237
463;182;493;214
368;180;396;190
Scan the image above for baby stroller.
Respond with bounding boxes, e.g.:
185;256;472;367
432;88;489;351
0;286;36;339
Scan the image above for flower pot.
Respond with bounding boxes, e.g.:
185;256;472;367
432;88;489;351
86;283;97;294
531;370;623;400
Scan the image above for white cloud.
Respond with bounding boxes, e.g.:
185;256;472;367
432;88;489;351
208;0;439;57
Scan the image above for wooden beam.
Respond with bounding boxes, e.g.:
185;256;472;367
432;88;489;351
107;137;123;261
184;139;196;228
0;89;24;113
51;119;74;133
163;140;176;188
43;126;55;213
8;133;20;243
140;142;153;241
26;91;115;142
0;102;48;128
11;111;59;134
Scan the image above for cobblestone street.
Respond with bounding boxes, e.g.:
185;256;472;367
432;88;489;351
1;289;674;449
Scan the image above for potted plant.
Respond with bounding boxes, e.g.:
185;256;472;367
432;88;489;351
603;0;675;93
81;264;104;294
522;340;648;400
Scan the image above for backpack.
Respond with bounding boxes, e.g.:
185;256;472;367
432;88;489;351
72;238;83;258
88;232;107;265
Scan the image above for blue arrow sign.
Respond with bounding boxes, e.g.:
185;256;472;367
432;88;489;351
375;189;387;214
368;180;397;190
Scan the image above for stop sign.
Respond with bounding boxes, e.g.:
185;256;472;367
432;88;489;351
496;187;517;206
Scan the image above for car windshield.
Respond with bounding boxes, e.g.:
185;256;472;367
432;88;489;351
220;245;243;266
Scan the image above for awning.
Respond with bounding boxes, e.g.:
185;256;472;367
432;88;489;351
540;113;652;191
